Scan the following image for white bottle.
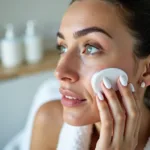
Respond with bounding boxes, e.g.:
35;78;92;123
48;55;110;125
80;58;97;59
24;20;44;64
1;24;24;68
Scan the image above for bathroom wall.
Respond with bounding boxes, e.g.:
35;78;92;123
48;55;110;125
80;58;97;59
0;0;70;49
0;0;70;149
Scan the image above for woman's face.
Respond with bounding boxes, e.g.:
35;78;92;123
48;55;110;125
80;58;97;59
55;0;142;126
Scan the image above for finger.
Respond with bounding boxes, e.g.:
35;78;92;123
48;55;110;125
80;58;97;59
117;77;138;141
132;92;141;140
96;95;113;147
101;77;125;145
124;83;140;141
129;93;141;149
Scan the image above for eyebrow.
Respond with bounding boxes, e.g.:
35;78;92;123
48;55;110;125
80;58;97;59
57;26;112;39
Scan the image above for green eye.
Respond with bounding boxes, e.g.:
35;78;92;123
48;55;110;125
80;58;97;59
85;45;99;54
57;45;68;54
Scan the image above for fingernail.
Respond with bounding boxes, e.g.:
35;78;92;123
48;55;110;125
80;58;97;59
141;82;146;88
97;92;104;101
103;77;112;89
119;75;128;86
129;83;135;92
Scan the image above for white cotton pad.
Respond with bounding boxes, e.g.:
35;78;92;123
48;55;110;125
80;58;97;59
91;68;128;94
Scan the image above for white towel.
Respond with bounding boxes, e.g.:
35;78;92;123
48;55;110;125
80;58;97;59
57;123;93;150
20;78;61;150
145;138;150;150
4;76;150;150
57;123;150;150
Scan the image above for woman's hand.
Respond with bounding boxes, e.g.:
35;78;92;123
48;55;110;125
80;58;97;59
95;76;141;150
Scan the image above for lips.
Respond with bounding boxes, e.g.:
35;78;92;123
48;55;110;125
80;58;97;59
59;88;86;101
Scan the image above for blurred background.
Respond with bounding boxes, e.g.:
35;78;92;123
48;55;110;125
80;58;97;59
0;0;70;149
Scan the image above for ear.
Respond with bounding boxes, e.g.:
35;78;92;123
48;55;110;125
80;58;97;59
142;59;150;87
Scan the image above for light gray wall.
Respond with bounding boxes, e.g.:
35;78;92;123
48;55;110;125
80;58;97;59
0;0;70;48
0;0;70;149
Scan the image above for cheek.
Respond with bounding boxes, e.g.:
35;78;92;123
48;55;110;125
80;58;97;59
80;57;135;96
80;64;106;98
79;50;136;94
117;56;135;82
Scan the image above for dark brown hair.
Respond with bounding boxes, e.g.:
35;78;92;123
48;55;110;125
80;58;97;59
70;0;150;110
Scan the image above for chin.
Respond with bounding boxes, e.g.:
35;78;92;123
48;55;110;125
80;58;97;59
63;110;100;126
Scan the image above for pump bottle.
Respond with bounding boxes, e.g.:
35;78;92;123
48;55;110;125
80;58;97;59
1;24;24;68
24;20;44;64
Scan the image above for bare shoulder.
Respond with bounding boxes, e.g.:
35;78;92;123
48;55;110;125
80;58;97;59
30;100;63;150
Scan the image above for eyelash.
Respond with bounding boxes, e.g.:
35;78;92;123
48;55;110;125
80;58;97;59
56;44;66;54
84;43;103;54
56;42;103;55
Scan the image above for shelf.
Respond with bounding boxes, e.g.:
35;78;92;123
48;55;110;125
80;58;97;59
0;50;60;80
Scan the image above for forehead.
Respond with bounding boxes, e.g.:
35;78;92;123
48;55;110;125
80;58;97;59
60;0;125;35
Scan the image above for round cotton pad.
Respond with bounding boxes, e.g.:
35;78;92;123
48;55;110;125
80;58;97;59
91;68;128;94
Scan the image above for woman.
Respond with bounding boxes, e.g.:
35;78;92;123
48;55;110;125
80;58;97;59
31;0;150;149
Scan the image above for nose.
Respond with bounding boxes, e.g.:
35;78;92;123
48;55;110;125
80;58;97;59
55;54;79;83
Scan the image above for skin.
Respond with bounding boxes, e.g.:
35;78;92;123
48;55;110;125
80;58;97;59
56;0;148;125
31;0;150;149
56;0;136;126
55;0;150;149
